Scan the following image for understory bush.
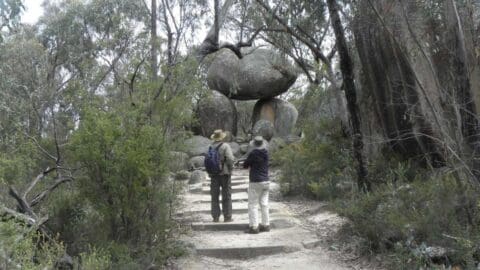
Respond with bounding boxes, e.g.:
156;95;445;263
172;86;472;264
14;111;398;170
46;107;185;268
273;118;354;200
336;168;480;269
276;116;480;268
0;220;65;269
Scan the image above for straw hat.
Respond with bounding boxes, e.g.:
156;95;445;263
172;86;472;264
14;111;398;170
210;129;227;141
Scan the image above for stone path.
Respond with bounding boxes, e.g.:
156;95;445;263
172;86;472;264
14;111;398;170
172;169;358;270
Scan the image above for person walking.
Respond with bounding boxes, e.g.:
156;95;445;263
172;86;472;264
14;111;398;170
243;136;270;234
206;129;235;223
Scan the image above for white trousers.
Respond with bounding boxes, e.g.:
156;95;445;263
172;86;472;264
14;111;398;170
248;182;270;228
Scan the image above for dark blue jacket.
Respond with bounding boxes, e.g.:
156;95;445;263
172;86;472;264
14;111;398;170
243;149;269;182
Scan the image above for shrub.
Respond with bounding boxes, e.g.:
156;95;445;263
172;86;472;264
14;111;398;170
0;219;65;269
65;107;180;267
273;118;354;200
336;166;480;269
275;112;480;268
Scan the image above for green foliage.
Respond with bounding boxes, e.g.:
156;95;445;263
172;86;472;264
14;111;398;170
336;166;480;269
276;105;480;267
63;107;180;267
0;219;64;269
79;247;112;270
0;0;24;42
274;118;353;199
71;108;169;229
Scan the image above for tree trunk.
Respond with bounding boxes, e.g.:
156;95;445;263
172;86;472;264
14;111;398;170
327;0;369;191
446;0;480;181
161;0;174;65
151;0;158;79
196;0;235;61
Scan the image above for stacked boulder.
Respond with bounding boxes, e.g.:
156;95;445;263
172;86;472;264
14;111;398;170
251;98;298;139
193;91;237;138
183;47;299;167
205;48;300;152
207;49;297;100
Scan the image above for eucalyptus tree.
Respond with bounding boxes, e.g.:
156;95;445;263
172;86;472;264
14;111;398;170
327;0;369;191
0;0;208;266
0;0;23;42
233;0;349;125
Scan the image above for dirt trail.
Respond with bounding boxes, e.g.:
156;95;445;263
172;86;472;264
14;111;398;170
170;169;384;270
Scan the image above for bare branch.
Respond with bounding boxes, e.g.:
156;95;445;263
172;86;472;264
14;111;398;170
24;133;57;161
51;111;61;165
30;177;73;207
327;46;337;60
125;57;146;105
196;0;235;61
261;34;315;83
22;167;56;201
9;187;36;218
238;27;264;47
255;0;329;63
1;206;36;225
217;30;263;59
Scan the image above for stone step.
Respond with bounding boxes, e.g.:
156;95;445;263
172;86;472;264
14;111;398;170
189;227;311;259
180;207;280;218
195;245;299;259
185;201;281;210
180;210;291;224
208;175;248;180
202;180;247;187
193;198;248;203
231;175;249;180
191;218;294;231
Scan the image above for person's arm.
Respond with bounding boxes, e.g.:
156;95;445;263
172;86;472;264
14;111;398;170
243;152;253;169
224;144;235;171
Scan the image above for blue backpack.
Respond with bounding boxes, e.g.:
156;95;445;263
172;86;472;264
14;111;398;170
205;143;223;175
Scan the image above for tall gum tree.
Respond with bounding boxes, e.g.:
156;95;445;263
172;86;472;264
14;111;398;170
327;0;369;191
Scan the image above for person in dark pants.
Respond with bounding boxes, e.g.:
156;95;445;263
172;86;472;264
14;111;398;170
209;129;235;222
243;136;270;234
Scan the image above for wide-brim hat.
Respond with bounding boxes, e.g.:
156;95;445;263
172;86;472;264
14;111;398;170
210;129;227;141
251;135;267;150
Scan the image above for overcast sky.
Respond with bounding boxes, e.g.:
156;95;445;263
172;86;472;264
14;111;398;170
21;0;44;24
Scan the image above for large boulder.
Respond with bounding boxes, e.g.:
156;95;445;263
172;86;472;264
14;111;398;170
252;119;274;141
184;136;212;157
252;98;298;138
227;142;241;157
189;170;207;184
189;156;205;170
239;143;249;155
207;49;297;100
194;92;237;137
174;170;191;180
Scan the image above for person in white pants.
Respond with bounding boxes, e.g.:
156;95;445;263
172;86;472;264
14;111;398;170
243;136;270;234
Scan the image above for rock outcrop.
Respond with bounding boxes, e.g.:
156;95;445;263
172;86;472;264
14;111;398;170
207;49;297;100
252;98;298;139
184;136;212;157
252;119;274;141
194;92;237;137
189;156;205;170
189;170;207;184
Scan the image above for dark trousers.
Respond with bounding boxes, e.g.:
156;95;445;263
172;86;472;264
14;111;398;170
210;174;232;219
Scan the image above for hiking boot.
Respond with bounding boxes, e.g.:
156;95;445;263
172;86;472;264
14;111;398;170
224;217;233;222
259;224;270;232
212;217;220;223
245;226;259;234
